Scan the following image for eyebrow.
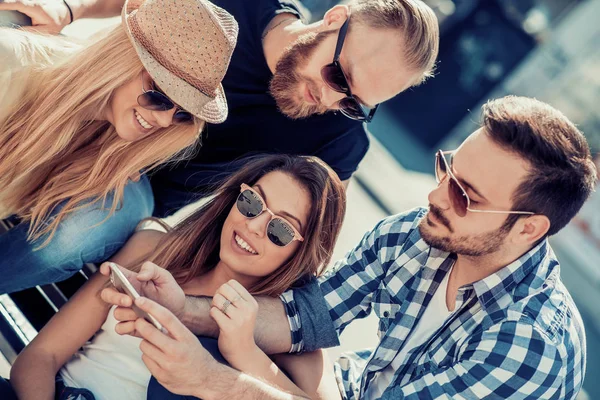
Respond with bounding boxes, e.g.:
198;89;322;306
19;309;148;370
255;185;304;231
449;154;488;201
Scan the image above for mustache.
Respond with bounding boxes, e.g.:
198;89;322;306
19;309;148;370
428;204;453;231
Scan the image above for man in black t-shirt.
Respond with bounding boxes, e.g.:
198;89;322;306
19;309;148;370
148;0;440;216
1;0;439;215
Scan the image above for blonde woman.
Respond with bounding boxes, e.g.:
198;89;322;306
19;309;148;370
0;0;238;294
2;154;346;400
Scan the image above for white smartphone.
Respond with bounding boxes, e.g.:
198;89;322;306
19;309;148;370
108;262;163;331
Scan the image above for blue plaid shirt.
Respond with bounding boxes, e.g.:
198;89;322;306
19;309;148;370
280;208;586;399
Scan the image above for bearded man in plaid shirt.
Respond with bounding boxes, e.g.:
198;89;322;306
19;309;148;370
272;96;595;400
105;95;595;400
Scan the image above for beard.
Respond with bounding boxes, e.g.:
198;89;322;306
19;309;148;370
418;205;512;257
269;31;332;119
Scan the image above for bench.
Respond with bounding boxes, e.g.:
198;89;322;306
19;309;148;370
0;218;96;364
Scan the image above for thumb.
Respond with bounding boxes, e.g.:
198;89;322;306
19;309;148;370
137;261;168;283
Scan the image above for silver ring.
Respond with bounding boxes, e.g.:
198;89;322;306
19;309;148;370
221;299;232;315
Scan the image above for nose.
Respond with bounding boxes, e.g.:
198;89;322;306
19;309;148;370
428;177;452;212
152;108;177;128
319;85;346;109
246;212;270;238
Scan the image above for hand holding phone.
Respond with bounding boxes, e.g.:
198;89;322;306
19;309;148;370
108;262;163;331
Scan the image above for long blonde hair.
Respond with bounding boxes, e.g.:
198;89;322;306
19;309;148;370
0;26;204;246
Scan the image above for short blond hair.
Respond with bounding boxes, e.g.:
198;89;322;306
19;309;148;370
349;0;439;85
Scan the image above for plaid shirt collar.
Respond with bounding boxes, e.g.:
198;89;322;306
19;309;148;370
403;225;550;312
470;239;548;311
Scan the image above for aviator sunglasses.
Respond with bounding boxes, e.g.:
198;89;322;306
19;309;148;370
236;184;304;247
321;15;379;122
137;76;194;125
435;150;535;217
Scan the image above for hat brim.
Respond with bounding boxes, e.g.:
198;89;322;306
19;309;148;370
122;1;229;124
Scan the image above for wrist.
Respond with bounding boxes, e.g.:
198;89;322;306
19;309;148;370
227;343;261;371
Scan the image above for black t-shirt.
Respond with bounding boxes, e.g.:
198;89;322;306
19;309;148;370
150;0;369;217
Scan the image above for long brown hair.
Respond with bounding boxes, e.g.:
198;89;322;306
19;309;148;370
140;154;346;296
0;26;204;246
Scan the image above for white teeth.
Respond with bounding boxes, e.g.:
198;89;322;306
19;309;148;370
135;111;153;129
235;234;257;254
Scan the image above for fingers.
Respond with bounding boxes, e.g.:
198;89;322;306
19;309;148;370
0;1;28;14
113;306;138;322
141;353;163;378
99;262;111;277
209;305;231;328
137;261;163;282
217;282;243;304
135;297;189;342
224;280;254;303
135;318;173;353
115;321;141;337
100;287;133;307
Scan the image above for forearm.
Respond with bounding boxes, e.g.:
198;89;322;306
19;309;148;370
182;295;292;354
197;362;309;400
69;0;124;21
230;347;307;398
10;352;57;400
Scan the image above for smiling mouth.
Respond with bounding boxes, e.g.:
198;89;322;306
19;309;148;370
234;233;258;255
134;110;154;130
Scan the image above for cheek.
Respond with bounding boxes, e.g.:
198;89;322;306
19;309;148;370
258;242;299;274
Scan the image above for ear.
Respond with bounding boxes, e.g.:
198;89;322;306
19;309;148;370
511;215;551;246
321;4;350;31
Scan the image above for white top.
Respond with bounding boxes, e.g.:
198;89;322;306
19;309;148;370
59;306;150;400
365;266;455;399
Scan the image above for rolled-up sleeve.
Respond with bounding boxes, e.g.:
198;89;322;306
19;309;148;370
279;278;339;353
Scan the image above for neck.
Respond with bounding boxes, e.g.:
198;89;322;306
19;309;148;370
262;14;321;73
198;261;259;296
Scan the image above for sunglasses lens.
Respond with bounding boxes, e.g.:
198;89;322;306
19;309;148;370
436;152;468;217
236;190;263;218
321;63;349;93
339;98;366;121
267;219;296;247
173;110;194;125
138;91;174;111
448;179;468;217
435;152;446;183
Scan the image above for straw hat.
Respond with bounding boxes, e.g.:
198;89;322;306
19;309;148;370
122;0;238;123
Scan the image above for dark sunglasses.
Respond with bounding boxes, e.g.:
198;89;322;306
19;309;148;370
320;16;379;122
435;150;534;217
137;76;194;125
236;184;304;247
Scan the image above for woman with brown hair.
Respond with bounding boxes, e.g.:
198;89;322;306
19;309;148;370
0;0;237;294
3;154;346;399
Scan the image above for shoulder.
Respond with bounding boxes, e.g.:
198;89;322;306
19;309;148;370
109;230;165;267
312;119;369;180
362;208;427;253
126;229;165;250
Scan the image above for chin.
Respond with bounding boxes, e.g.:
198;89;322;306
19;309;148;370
115;126;143;142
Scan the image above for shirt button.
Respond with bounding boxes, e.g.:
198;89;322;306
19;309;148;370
383;311;390;317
